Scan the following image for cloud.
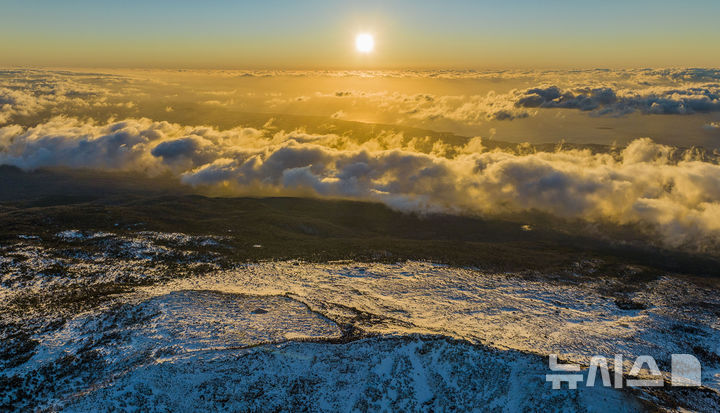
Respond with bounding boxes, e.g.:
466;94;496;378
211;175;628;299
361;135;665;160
279;90;532;125
3;68;720;252
0;69;136;124
259;71;720;129
0;87;43;123
515;85;720;116
4;67;720;139
2;116;720;252
174;68;720;82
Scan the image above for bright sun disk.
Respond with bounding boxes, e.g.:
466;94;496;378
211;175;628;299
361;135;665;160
356;33;374;54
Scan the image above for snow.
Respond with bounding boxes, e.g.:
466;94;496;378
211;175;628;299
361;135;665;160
56;230;86;241
1;231;719;411
64;337;644;413
152;260;720;391
17;234;40;240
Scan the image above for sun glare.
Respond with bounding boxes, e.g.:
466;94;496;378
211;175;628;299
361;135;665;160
355;33;374;54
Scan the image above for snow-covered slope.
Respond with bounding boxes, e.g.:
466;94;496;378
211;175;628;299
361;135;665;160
1;231;719;411
66;336;643;412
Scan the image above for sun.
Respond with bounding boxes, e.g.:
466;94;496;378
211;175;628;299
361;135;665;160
355;33;374;54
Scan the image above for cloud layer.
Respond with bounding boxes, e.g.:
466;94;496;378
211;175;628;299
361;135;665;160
2;68;720;252
3;68;720;130
2;116;719;252
0;69;137;124
516;85;720;116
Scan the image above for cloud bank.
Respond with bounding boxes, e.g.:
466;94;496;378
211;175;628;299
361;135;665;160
0;69;136;124
3;68;720;131
2;68;720;252
516;85;720;116
2;116;719;253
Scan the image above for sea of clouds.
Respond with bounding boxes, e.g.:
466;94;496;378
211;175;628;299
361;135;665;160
1;69;720;252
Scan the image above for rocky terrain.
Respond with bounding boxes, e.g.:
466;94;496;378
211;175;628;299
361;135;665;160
1;228;719;411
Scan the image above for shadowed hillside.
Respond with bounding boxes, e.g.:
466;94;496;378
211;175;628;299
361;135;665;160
2;165;719;278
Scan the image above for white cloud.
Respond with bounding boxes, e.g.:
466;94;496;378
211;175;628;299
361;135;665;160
2;117;719;252
515;85;720;116
3;68;720;251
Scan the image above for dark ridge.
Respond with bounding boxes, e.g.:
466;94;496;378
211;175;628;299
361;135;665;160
1;166;719;277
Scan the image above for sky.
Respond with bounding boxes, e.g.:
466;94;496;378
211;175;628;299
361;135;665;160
2;0;720;68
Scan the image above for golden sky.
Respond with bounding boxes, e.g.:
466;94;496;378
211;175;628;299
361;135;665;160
1;1;720;68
